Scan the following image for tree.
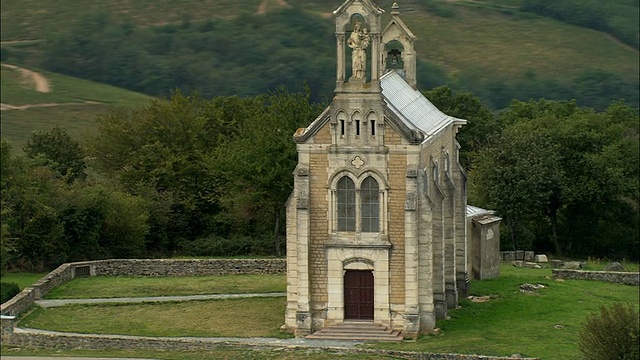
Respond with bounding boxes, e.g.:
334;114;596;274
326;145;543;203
470;126;564;252
1;141;68;271
214;87;324;256
471;100;639;259
423;86;496;170
23;126;87;183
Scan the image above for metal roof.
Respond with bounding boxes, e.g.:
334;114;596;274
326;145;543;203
381;71;465;136
466;205;494;218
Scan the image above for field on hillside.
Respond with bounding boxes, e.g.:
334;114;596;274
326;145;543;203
0;0;638;149
0;64;151;151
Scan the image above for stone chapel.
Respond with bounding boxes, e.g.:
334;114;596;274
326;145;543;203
284;0;470;339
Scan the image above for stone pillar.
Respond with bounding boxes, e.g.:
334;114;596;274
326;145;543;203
294;165;312;337
444;186;458;310
432;190;447;320
336;33;345;83
403;165;419;338
371;34;380;82
0;315;16;338
454;158;469;298
418;170;435;333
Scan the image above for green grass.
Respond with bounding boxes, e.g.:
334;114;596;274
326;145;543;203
371;264;640;360
1;64;152;152
403;5;638;80
15;264;639;359
0;0;268;41
45;274;286;299
1;64;152;105
21;297;290;338
0;272;46;290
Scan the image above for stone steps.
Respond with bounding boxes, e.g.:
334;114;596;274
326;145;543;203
306;321;403;342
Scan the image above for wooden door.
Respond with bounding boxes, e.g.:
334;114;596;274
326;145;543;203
344;270;374;320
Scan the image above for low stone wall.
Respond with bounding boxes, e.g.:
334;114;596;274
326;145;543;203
5;328;538;360
0;263;76;316
1;258;286;317
552;269;640;286
92;258;286;277
500;251;535;262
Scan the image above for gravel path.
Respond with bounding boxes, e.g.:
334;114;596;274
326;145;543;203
35;292;287;308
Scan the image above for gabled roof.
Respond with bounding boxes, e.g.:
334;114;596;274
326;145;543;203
381;71;466;138
333;0;384;16
382;16;416;41
293;71;466;144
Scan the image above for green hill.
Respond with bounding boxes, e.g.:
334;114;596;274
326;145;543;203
1;64;151;152
1;0;638;114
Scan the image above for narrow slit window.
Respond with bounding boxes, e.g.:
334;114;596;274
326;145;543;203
370;120;376;136
356;120;360;136
340;119;345;136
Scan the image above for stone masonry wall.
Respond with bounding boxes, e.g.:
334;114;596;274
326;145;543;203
388;153;406;304
1;263;75;316
92;258;285;277
5;329;539;360
309;152;329;306
552;269;639;286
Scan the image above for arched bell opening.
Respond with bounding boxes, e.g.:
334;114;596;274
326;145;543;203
384;40;405;71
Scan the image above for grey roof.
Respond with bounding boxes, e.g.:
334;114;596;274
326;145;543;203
381;71;465;137
466;205;494;218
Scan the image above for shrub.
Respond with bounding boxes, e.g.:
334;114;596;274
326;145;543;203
0;282;20;303
578;303;640;360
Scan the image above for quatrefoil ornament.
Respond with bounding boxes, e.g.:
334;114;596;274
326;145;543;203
351;156;365;169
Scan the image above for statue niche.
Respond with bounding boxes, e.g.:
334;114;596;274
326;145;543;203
346;17;371;83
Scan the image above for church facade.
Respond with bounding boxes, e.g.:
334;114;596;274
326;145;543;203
284;0;469;339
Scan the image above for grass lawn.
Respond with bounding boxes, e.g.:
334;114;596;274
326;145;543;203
1;272;47;290
15;264;638;360
21;297;290;338
45;273;286;299
371;264;639;360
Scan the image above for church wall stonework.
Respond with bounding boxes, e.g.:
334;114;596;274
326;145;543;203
309;152;330;311
388;153;407;305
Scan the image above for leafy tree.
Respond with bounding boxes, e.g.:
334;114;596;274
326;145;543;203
87;92;231;246
60;183;149;260
470;125;564;252
1;141;68;271
471;100;639;259
215;87;324;255
423;86;496;170
23;126;87;183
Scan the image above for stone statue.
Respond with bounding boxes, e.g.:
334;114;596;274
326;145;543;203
347;22;370;81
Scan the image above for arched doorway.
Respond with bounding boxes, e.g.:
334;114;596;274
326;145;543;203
343;269;374;320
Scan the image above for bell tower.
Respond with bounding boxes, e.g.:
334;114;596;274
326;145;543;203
381;2;417;88
331;0;386;150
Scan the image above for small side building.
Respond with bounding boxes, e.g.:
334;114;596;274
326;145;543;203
466;205;501;280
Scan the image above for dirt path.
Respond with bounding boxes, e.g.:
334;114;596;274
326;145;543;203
256;0;290;15
0;101;102;111
2;63;51;92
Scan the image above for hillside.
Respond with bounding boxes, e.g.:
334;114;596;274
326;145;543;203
1;0;638;114
0;63;151;151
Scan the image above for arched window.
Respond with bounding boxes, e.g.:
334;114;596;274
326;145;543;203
360;177;379;232
337;177;356;231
